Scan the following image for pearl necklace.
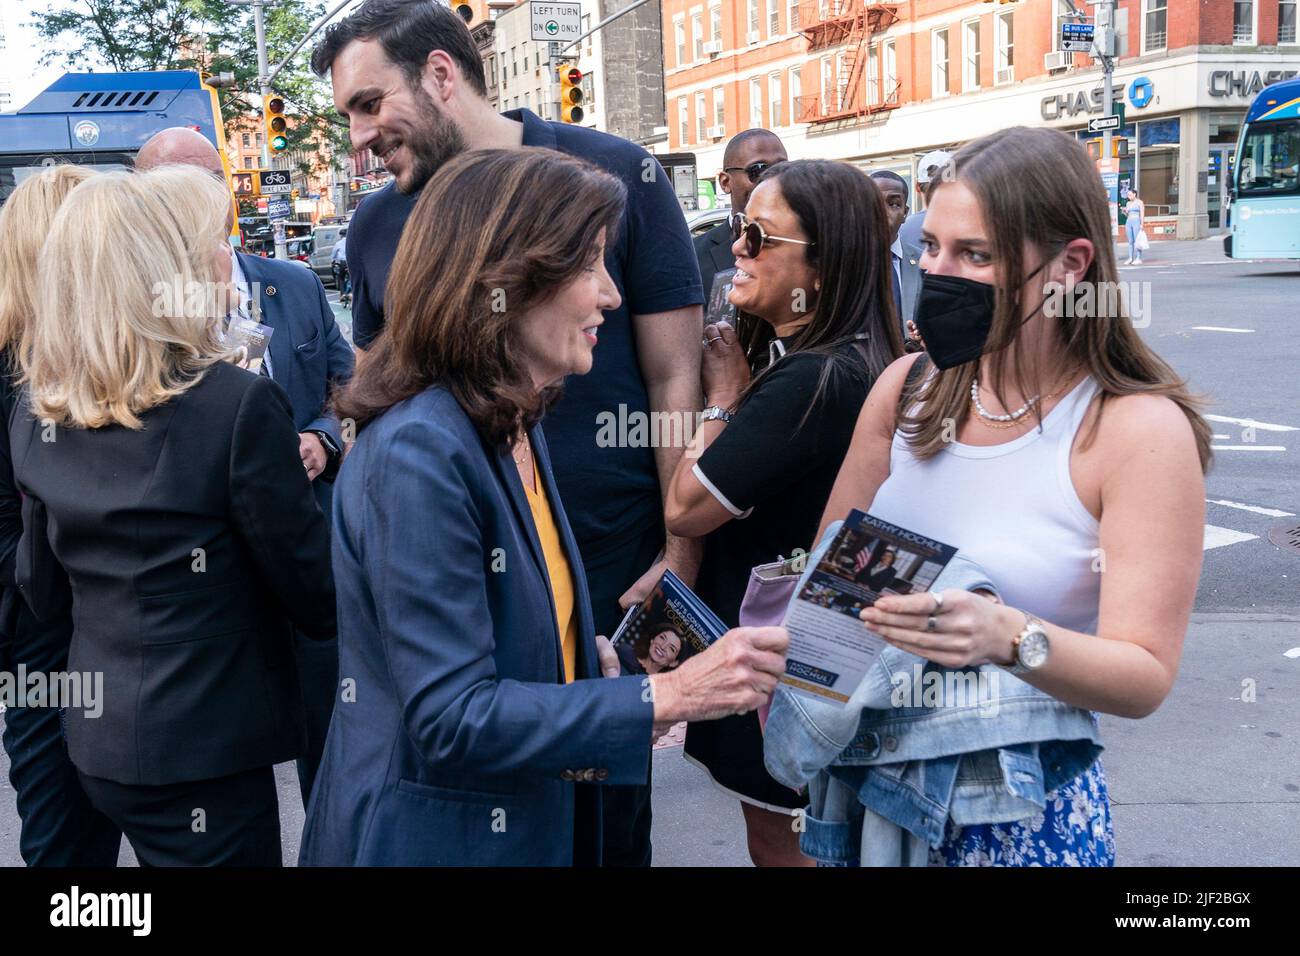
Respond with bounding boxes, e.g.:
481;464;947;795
970;379;1039;423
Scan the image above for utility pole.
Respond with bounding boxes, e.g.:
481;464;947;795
233;0;352;259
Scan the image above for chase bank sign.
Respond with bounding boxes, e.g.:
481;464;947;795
1208;69;1299;97
1041;76;1155;120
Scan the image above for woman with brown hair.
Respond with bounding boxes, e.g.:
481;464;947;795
819;126;1210;865
298;147;788;867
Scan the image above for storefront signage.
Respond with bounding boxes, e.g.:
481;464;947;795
1041;86;1125;120
1208;69;1299;98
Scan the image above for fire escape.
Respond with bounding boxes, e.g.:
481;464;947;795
795;0;900;125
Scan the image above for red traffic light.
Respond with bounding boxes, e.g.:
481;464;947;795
565;67;582;85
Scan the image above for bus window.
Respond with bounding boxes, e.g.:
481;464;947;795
1238;121;1300;195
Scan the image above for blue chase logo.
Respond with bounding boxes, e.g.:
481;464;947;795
1128;76;1154;109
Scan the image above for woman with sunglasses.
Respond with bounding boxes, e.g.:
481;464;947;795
665;160;904;866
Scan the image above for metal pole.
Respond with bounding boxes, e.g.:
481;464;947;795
250;0;287;260
1099;0;1113;164
266;0;354;87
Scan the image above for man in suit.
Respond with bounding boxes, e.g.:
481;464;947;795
134;128;355;806
870;170;923;342
696;129;789;303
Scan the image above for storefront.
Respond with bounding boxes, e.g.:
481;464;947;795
800;51;1300;240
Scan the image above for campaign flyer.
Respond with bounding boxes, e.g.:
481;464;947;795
780;510;957;703
611;569;726;676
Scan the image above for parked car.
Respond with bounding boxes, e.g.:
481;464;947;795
687;206;732;239
310;222;349;285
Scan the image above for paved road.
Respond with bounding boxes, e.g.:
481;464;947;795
2;240;1297;866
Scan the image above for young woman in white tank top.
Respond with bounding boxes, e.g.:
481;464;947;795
819;127;1212;866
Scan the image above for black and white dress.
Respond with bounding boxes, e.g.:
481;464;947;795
684;338;873;812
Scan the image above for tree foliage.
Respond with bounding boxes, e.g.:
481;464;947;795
29;0;349;175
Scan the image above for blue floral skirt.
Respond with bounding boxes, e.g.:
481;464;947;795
929;759;1115;867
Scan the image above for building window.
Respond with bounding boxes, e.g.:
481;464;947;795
882;39;897;103
821;56;833;116
697;91;708;140
962;19;981;91
750;76;763;127
866;43;880;104
242;133;251;148
1142;0;1167;52
693;10;704;59
1283;0;1298;43
995;12;1014;82
1233;0;1254;43
256;132;264;146
770;1;780;35
710;2;723;43
789;66;801;124
748;0;760;37
678;97;689;144
769;73;782;127
932;28;950;97
714;85;726;129
789;0;800;30
675;16;686;66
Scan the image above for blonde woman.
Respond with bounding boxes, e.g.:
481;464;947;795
0;164;123;865
817;127;1208;865
12;165;336;866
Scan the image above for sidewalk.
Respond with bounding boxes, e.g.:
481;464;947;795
1114;235;1231;268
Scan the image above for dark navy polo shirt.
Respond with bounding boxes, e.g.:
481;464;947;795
345;109;704;552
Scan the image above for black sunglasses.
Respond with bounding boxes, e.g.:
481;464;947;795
722;160;782;181
731;212;814;259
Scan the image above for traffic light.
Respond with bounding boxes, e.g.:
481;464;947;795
264;94;288;153
1085;136;1129;160
559;67;584;124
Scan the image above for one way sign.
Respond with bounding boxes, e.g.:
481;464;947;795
1087;114;1122;133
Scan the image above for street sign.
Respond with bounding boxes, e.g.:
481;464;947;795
1088;114;1122;133
1060;21;1095;53
530;2;581;43
258;169;292;195
231;170;257;197
267;197;292;221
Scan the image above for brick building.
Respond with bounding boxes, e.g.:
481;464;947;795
662;0;1300;237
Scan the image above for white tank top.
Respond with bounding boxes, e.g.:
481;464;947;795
869;375;1103;634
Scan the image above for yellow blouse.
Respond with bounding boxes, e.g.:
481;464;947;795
522;458;578;683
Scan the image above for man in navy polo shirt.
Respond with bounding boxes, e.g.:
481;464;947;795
312;0;704;867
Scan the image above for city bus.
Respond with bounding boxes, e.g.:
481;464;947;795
0;70;236;230
1225;76;1300;262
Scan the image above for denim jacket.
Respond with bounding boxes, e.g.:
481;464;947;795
763;523;1103;866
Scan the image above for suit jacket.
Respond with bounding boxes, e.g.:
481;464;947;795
896;236;923;334
298;385;655;867
10;363;336;785
236;252;355;516
694;220;736;303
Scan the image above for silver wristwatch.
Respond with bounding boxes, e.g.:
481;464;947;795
700;405;734;424
1007;612;1050;675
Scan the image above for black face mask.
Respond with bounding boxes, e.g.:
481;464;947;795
912;272;997;370
913;263;1052;370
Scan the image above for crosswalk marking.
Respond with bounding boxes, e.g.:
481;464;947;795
1207;499;1295;518
1191;326;1254;333
1205;414;1298;433
1203;525;1258;551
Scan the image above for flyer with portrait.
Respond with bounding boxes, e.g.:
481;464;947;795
610;569;726;676
780;510;957;703
224;317;274;375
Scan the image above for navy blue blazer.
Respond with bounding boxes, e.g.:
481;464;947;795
298;386;655;867
236;253;355;515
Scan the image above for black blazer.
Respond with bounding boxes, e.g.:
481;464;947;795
694;220;736;299
10;362;336;786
